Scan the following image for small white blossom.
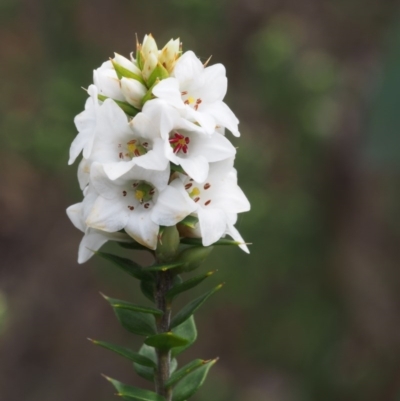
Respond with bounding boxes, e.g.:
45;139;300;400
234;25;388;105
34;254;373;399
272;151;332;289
152;51;239;136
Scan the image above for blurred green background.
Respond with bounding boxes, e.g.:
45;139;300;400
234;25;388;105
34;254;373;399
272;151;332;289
1;1;400;400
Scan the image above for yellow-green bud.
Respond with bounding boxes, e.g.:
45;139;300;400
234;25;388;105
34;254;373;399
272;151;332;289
156;226;180;262
176;246;214;272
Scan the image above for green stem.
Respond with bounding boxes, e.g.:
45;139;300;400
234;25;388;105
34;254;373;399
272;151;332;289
154;270;174;401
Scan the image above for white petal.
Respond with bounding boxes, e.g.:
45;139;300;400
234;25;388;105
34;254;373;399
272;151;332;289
200;64;227;103
133;139;169;171
114;53;141;75
187;108;216;134
152;78;184;108
78;229;109;263
93;67;125;101
189;132;236;162
77;158;91;189
86;196;129;232
173;51;204;84
90;163;120;199
66;203;85;232
197;207;228;246
226;223;249;253
103;160;136;181
179;156;209;183
202;101;240;137
125;209;159;249
151;185;197;226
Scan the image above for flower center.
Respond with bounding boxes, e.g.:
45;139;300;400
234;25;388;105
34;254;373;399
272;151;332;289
118;139;149;160
184;180;212;205
181;91;202;110
169;132;190;154
133;182;155;204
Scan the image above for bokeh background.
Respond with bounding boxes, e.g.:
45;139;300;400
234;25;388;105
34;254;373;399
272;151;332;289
1;0;400;400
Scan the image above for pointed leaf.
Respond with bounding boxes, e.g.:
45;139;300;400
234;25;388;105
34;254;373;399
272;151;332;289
89;339;156;367
165;359;205;387
144;332;189;351
178;215;199;229
166;271;216;301
104;295;163;316
171;316;197;357
140;280;155;303
111;59;146;85
104;296;157;336
95;251;152;281
170;284;224;328
104;376;166;401
145;262;185;272
141;80;158;106
171;359;218;401
180;238;243;247
175;246;213;273
133;344;156;382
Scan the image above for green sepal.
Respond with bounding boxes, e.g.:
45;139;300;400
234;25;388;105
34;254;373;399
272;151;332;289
141;80;158;106
133;344;177;382
111;59;146;85
104;376;166;401
144;332;189;351
170;284;224;329
178;215;199;229
104;295;157;336
136;47;144;71
175;246;214;273
145;262;185;272
180;237;244;247
97;94;140;117
171;358;218;401
171;316;197;357
95;251;152;281
118;241;151;252
165;358;205;387
140;280;155;303
170;163;185;174
146;61;169;88
88;339;156;367
166;271;216;301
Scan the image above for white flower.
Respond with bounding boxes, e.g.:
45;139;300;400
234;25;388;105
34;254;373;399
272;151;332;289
89;99;168;180
120;77;147;109
93;60;125;102
144;100;236;182
152;51;239;136
86;163;195;249
66;186;131;263
69;85;99;165
154;158;250;248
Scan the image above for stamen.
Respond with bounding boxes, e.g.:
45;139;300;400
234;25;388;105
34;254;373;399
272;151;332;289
205;200;211;206
169;132;190;154
119;152;123;159
185;183;193;190
122;191;127;197
128;205;134;210
144;203;150;209
204;183;211;190
194;197;200;203
181;91;188;95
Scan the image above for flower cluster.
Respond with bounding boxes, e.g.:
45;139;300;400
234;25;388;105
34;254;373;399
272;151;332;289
67;34;250;263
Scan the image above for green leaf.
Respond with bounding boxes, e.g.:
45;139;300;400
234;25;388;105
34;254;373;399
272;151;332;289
104;376;166;401
170;284;224;329
171;359;218;401
165;359;205;387
145;262;185;272
104;295;163;316
89;339;156;367
133;344;156;382
95;251;152;281
147;62;169;88
104;296;157;336
167;271;216;301
111;59;146;85
141;80;158;106
140;280;155;303
171;316;197;357
175;246;214;273
97;94;140;117
144;332;189;351
180;237;243;247
178;215;199;229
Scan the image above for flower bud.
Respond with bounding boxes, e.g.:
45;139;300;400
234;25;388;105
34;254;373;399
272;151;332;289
142;52;158;82
156;226;180;262
176;246;214;272
120;77;147;109
113;53;141;76
158;38;180;73
141;34;158;59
